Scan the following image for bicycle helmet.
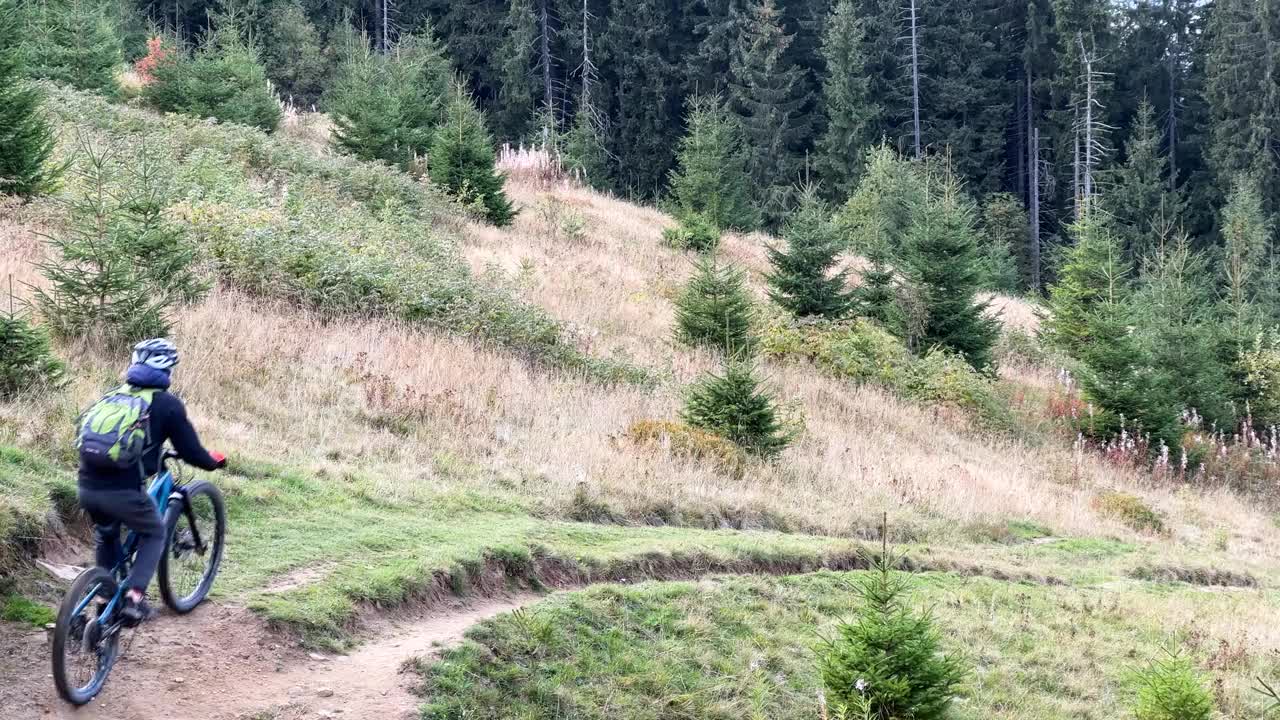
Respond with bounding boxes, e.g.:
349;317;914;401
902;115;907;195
132;338;180;371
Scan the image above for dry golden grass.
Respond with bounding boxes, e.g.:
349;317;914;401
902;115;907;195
278;105;334;153
5;181;1280;568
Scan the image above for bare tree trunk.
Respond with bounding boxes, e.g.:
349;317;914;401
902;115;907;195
1030;126;1042;292
1167;41;1177;189
381;0;388;53
1082;36;1095;207
1016;88;1026;201
1025;69;1033;203
581;0;594;112
539;0;554;112
1073;123;1081;219
909;0;922;159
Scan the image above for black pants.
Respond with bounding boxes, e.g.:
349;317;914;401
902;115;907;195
78;486;165;594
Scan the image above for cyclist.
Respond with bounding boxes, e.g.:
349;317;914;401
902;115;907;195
76;338;227;624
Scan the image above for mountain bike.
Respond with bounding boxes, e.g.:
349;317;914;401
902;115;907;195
51;450;226;706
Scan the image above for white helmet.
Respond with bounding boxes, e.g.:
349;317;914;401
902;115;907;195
132;338;180;371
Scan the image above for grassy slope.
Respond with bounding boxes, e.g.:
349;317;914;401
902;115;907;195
419;571;1280;719
1;90;1279;714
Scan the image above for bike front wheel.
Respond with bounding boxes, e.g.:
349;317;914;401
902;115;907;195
52;567;120;705
158;480;226;613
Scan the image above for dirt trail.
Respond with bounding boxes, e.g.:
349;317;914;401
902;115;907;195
2;595;533;720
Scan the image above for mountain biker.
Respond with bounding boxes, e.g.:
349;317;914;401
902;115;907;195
76;338;226;624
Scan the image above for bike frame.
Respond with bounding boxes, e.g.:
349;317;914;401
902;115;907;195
70;465;187;628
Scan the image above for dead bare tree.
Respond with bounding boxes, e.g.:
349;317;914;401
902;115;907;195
908;0;922;158
539;0;554;112
578;0;600;126
1074;32;1112;217
1030;126;1042;291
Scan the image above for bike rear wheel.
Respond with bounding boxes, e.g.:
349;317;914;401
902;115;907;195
52;567;120;705
158;480;226;613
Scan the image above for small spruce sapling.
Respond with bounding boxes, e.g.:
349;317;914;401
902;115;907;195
819;524;968;720
0;281;65;398
1130;652;1213;720
674;256;755;358
682;360;793;457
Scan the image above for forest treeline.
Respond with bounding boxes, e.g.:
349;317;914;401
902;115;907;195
11;0;1278;269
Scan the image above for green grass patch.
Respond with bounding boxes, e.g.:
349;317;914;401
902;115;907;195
416;572;1276;720
1;594;55;627
0;445;76;576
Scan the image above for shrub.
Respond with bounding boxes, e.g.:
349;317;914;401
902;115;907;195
682;360;794;457
0;312;65;398
762;316;913;388
662;213;720;253
145;26;281;132
820;552;968;720
1092;490;1164;534
1130;653;1213;720
674;257;755;358
906;350;1015;431
32;139;207;347
430;83;515;226
626;419;749;477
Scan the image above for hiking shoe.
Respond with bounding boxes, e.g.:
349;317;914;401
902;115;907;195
121;595;157;626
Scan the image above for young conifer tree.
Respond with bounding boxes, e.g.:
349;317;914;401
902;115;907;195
668;95;759;231
0;0;58;199
767;188;854;319
900;169;998;369
430;83;516;226
674;256;755;358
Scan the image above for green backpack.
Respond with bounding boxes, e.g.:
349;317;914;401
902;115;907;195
76;386;158;472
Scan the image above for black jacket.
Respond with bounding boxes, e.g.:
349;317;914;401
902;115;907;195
78;390;221;491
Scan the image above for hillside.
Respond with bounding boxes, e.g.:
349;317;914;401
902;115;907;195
3;91;1280;720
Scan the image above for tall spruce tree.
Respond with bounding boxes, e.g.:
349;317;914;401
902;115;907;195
262;0;329;109
19;0;122;94
0;0;58;199
816;0;880;199
431;83;515;226
901;168;999;370
667;96;759;231
728;0;813;223
767;188;854;319
496;0;541;140
1218;175;1274;335
1108;97;1184;265
837;144;924;254
674;256;756;358
1205;0;1280;215
563;109;608;189
601;0;681;196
